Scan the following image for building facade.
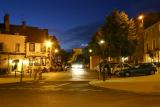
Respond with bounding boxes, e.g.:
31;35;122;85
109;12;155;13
26;42;50;70
0;34;26;72
143;21;160;62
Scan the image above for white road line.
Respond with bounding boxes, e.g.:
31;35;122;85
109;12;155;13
53;82;71;88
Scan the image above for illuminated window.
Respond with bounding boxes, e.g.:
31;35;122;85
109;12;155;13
34;57;41;66
15;43;20;52
29;43;35;52
29;57;34;66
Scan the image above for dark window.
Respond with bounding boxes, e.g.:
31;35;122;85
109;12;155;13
146;43;148;52
153;40;156;50
0;43;3;51
29;43;35;52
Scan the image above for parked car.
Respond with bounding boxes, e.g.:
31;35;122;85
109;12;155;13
112;63;132;75
115;63;157;77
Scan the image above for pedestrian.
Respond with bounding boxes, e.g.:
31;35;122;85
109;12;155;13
33;68;38;80
102;59;111;80
38;67;42;80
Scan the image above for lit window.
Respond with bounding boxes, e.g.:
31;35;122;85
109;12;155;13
34;57;41;66
29;43;35;52
15;43;20;52
29;57;34;66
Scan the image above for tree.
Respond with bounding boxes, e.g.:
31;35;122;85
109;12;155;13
100;9;136;58
59;49;72;65
87;31;103;57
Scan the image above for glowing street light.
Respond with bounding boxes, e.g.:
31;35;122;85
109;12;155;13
89;49;92;53
45;40;52;48
54;49;59;53
99;40;105;44
138;15;144;20
138;14;144;28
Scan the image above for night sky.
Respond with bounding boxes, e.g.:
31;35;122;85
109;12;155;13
0;0;160;50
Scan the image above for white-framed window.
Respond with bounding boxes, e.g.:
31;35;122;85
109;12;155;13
29;43;35;52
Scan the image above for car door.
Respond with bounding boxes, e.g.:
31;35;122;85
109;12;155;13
138;64;149;75
135;65;145;75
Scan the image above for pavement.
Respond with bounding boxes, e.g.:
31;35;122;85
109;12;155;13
90;70;160;94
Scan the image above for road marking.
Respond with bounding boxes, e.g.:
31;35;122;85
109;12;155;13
53;82;71;88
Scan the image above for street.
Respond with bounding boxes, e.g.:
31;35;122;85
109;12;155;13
0;69;160;107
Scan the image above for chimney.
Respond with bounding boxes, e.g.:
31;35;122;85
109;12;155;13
4;14;10;32
22;21;26;29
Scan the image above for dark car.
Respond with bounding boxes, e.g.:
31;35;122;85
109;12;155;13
115;63;157;77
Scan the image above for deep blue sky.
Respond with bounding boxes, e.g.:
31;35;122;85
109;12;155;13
0;0;160;50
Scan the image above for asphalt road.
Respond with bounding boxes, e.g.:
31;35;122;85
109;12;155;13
0;69;160;107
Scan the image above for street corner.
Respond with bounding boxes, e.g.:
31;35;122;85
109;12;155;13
89;76;160;94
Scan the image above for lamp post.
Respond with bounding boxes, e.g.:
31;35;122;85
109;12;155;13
99;40;106;81
99;40;105;60
88;49;92;71
138;14;144;28
138;14;144;63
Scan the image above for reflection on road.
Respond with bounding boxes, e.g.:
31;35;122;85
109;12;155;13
71;68;91;81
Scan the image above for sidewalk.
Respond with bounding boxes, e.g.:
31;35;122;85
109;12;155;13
0;72;34;84
0;71;68;84
90;72;160;94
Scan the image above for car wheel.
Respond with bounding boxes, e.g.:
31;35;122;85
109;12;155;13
125;72;130;77
150;71;155;75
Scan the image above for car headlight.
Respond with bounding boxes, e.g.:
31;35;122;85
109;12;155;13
72;64;83;69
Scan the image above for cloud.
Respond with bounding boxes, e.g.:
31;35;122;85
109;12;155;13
59;21;103;49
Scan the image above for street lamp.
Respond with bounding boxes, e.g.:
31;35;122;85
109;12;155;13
89;49;93;53
138;14;144;28
99;40;105;60
54;49;59;53
99;40;105;44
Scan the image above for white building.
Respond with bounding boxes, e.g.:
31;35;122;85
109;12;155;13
0;34;26;72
